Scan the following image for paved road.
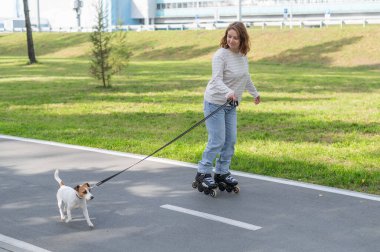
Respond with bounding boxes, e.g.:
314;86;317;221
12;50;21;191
0;135;379;252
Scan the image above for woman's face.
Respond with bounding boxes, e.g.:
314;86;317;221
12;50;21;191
227;29;240;53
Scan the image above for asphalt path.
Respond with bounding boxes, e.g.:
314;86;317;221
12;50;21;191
0;135;379;252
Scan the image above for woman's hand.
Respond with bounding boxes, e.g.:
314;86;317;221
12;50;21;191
254;96;261;105
226;92;237;101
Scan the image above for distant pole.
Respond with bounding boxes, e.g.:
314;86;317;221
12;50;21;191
16;0;21;18
73;0;83;31
237;0;242;21
37;0;41;32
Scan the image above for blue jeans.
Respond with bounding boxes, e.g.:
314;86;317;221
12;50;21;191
198;101;237;175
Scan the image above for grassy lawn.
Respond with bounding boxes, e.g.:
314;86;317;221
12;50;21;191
0;26;379;194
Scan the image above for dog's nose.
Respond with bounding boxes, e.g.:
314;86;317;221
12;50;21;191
90;196;94;200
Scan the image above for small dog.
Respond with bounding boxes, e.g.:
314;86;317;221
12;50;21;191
54;169;94;228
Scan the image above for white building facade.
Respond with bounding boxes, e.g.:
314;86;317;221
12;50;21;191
155;0;380;24
1;0;380;31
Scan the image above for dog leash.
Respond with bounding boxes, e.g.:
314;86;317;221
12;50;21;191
92;99;238;188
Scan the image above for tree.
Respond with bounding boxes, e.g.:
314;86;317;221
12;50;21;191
89;2;132;87
109;22;132;75
89;0;112;88
23;0;37;64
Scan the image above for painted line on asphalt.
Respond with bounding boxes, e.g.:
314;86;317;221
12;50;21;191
0;233;51;252
160;204;262;231
1;134;380;202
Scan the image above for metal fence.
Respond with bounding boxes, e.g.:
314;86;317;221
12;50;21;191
1;16;380;33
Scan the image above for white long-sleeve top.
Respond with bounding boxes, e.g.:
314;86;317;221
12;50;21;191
204;48;259;105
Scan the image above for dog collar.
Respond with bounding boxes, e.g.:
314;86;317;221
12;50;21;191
76;193;83;199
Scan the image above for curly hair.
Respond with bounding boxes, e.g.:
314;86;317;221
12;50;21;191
220;22;251;55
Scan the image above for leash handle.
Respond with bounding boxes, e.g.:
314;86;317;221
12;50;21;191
93;99;236;188
229;100;239;107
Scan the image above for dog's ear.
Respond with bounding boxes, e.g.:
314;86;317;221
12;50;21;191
74;185;80;191
85;183;90;187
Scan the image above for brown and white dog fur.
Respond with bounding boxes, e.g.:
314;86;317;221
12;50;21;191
54;169;94;228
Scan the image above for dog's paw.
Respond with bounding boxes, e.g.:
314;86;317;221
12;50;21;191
60;217;65;222
88;223;95;229
65;218;72;223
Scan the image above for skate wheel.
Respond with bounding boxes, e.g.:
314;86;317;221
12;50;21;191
197;185;204;192
226;187;232;193
218;184;225;191
192;181;197;189
233;186;240;194
209;189;217;198
204;188;210;195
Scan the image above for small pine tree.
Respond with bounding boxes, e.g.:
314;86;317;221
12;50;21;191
109;22;132;75
89;0;112;88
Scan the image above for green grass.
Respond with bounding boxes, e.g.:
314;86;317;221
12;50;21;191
0;26;379;194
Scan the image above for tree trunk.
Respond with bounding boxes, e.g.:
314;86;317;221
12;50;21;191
23;0;37;64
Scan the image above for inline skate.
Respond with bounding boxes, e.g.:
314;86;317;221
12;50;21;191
192;172;218;197
214;172;240;193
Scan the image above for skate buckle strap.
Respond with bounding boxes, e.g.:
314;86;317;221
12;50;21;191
204;177;214;183
226;175;237;183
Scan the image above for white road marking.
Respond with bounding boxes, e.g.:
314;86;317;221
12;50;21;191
1;134;380;202
160;204;262;231
0;233;51;252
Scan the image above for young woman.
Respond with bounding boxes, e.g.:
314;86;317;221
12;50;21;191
193;22;261;195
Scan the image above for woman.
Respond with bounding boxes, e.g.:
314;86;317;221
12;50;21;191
194;22;261;194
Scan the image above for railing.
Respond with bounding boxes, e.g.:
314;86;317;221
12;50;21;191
252;17;380;29
1;17;380;33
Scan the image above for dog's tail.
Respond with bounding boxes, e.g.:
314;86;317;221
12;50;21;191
54;169;64;186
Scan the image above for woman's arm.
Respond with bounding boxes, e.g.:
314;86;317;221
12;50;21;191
209;52;234;99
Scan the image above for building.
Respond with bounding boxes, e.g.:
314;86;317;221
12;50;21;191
2;18;51;32
1;0;380;32
127;0;380;25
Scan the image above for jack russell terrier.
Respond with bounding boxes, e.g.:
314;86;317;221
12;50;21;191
54;169;94;228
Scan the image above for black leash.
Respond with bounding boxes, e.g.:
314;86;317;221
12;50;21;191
93;99;238;188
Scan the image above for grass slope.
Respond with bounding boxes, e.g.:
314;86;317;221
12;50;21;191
1;26;380;67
